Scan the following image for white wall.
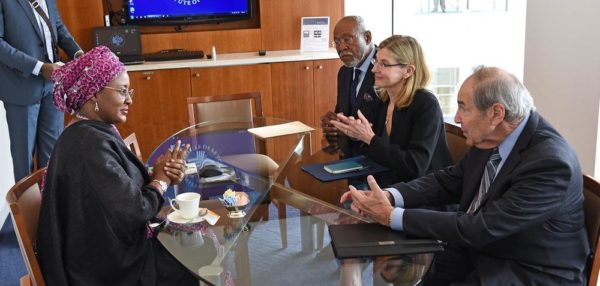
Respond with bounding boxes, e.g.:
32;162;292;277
523;0;600;177
0;102;15;229
344;0;393;44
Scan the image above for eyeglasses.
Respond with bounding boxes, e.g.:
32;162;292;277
371;59;407;69
104;86;134;99
332;35;355;47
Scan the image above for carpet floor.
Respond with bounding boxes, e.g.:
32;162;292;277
0;216;26;286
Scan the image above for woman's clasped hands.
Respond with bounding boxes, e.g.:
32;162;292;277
330;110;375;144
152;140;191;186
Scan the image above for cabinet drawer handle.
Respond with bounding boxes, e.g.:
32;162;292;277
145;76;152;80
194;73;200;78
304;66;311;70
317;65;323;69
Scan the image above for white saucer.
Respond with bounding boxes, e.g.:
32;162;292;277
167;208;207;224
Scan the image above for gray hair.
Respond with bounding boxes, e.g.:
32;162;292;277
340;15;368;35
470;65;535;122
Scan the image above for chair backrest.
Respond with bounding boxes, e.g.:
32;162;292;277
444;122;470;164
6;168;47;286
186;92;262;126
584;174;600;286
123;132;143;161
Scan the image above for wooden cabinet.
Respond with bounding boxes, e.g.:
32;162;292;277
118;69;191;160
271;61;315;126
190;65;273;116
313;59;342;151
113;60;338;163
269;59;340;161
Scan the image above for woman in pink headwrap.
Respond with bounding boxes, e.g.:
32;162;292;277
37;46;197;285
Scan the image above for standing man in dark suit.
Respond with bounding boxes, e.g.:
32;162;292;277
321;16;382;144
341;66;590;285
0;0;83;181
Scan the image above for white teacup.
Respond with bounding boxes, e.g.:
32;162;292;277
170;192;201;219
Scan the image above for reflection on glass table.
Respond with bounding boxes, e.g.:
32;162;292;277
146;117;436;286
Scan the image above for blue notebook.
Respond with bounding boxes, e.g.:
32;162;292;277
301;155;388;182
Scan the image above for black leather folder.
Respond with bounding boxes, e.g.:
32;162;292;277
328;223;445;259
301;155;388;182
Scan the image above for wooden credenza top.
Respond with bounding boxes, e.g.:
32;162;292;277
125;49;340;72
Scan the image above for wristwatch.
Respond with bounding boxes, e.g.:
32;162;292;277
152;179;168;192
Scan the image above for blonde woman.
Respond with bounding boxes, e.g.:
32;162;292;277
332;35;452;184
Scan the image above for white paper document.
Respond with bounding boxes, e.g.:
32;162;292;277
248;121;314;139
300;16;330;52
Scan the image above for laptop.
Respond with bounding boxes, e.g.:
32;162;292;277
92;26;144;65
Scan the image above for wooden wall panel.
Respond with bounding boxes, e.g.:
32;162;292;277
302;0;344;48
56;0;104;51
260;0;344;51
141;29;262;54
260;0;303;51
58;0;343;53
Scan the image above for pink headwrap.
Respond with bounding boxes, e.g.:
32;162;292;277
52;45;126;113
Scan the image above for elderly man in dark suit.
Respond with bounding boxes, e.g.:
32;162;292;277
321;15;382;144
341;66;590;285
0;0;82;181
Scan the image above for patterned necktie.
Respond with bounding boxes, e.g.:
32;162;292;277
350;69;361;114
467;148;501;213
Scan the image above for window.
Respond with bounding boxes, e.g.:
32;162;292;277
346;0;526;117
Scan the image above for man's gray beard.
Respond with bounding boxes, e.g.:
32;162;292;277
342;58;360;68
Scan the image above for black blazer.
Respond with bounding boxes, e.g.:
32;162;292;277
335;53;382;130
366;89;452;184
394;111;589;285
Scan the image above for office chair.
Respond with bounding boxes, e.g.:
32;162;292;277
186;92;287;248
187;92;262;127
123;132;143;161
444;122;470;164
6;168;47;286
583;174;600;286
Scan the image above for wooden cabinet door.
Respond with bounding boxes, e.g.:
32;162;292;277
313;59;342;151
118;69;191;160
269;61;314;161
190;65;272;116
271;61;314;125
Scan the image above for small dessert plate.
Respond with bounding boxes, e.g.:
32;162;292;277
167;208;207;224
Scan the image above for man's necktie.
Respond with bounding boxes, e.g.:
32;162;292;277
350;69;361;114
467;148;501;213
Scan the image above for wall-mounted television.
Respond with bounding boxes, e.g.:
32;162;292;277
127;0;252;26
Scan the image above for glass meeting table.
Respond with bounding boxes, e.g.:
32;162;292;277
146;117;435;286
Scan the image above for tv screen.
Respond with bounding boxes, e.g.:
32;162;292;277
127;0;251;26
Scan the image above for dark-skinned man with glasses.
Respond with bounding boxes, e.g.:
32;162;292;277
320;16;381;150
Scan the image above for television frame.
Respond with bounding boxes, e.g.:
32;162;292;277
126;0;252;26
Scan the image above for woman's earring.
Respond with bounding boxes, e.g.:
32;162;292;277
94;102;100;112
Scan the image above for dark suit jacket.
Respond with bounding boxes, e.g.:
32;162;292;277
393;111;589;284
335;52;382;128
366;89;452;184
0;0;81;105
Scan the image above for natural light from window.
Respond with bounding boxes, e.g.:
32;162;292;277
346;0;527;118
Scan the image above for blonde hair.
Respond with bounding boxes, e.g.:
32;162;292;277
378;35;430;108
